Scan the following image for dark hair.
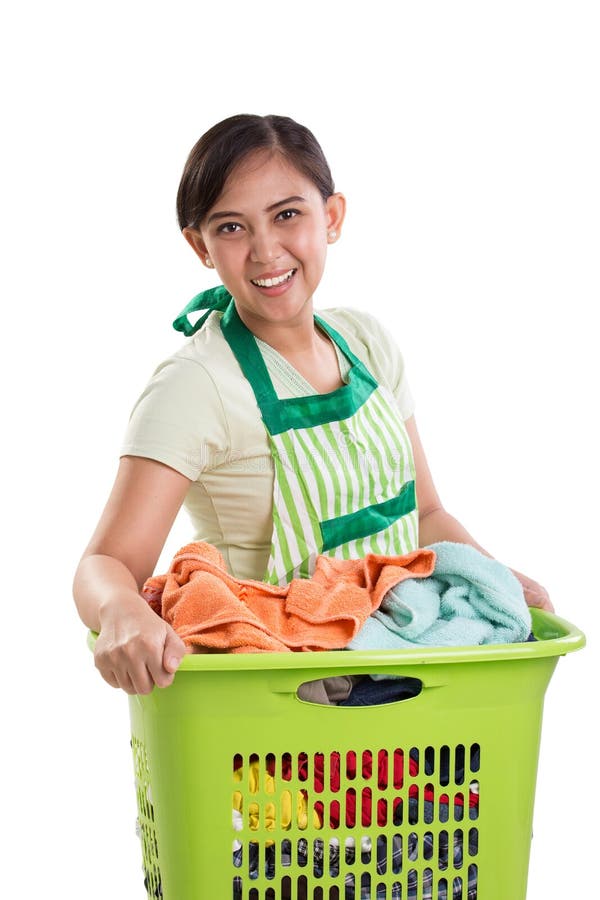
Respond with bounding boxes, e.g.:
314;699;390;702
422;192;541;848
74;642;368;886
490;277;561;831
176;114;335;231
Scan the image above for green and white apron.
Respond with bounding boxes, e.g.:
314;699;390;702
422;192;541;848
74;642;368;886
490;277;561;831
220;302;419;586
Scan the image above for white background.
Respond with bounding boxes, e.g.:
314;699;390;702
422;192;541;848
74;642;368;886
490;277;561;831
2;1;597;897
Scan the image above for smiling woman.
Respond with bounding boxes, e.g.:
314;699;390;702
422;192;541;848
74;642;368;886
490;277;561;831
73;112;553;702
182;151;346;340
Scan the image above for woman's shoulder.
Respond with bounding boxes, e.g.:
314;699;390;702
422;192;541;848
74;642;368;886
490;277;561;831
318;306;414;415
146;311;231;382
317;306;401;353
317;305;385;332
121;314;235;478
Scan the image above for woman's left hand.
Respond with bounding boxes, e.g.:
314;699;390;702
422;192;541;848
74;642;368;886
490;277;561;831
511;569;554;612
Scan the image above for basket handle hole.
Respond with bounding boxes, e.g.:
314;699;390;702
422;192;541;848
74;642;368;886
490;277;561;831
297;675;422;706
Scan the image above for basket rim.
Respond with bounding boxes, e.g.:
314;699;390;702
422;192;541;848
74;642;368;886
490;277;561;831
87;608;585;673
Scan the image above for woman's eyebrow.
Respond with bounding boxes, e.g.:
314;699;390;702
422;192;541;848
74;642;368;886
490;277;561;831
264;195;307;212
206;195;307;225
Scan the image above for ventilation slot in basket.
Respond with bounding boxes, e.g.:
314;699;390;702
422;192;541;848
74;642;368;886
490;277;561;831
131;736;162;899
231;744;480;898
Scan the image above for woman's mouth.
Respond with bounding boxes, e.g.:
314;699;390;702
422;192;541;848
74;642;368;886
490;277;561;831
250;268;297;290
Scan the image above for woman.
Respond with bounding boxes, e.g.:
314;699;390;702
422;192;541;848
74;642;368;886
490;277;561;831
73;114;551;696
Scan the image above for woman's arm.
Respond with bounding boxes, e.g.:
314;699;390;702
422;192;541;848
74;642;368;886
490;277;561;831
405;416;554;611
73;455;192;693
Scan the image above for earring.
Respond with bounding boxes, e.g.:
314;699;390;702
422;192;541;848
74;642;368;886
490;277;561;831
328;230;337;241
205;257;214;268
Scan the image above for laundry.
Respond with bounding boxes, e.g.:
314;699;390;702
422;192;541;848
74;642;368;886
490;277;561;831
349;541;531;653
339;676;422;707
233;758;322;832
296;674;359;705
232;747;478;838
142;541;435;653
233;824;478;899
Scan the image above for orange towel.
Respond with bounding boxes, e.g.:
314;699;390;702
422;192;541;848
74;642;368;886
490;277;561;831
142;542;436;653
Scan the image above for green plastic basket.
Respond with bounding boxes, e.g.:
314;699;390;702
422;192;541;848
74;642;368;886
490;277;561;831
93;608;584;900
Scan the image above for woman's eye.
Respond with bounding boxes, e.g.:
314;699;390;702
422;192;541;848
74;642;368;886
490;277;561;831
217;222;242;234
276;208;300;222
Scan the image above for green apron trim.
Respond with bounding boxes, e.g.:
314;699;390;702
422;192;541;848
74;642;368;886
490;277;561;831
172;287;419;583
172;285;233;336
220;301;378;434
320;480;416;552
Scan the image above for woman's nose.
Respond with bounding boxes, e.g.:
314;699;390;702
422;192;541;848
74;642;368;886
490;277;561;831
249;227;282;264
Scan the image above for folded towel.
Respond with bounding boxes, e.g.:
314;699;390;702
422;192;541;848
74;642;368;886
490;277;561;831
143;541;436;653
349;541;531;651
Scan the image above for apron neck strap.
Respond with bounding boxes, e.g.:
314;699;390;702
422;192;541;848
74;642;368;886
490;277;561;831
220;301;279;406
221;304;380;435
313;314;365;370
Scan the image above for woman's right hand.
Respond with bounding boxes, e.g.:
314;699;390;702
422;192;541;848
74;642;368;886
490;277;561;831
73;456;193;694
94;591;187;695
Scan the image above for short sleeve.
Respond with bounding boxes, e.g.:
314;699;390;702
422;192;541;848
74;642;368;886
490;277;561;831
319;308;415;420
120;354;230;480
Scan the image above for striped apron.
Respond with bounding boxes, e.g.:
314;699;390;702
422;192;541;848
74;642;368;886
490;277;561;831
220;301;419;586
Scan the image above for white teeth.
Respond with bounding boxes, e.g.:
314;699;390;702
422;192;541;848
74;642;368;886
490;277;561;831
252;268;295;287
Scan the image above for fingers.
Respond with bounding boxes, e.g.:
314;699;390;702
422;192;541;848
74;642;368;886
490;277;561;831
525;590;555;613
96;655;156;695
99;667;121;690
163;628;187;673
94;625;181;695
521;581;554;613
511;568;555;613
145;628;186;689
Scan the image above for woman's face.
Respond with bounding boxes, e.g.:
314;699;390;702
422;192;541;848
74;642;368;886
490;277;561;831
184;150;345;333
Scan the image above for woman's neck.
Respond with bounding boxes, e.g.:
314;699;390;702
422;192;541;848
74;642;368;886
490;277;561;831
235;302;319;357
244;313;344;394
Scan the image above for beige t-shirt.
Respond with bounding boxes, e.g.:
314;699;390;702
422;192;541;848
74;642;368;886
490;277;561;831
121;307;415;580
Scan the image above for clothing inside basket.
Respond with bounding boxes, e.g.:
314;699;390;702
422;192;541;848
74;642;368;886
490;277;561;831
144;540;533;655
232;832;478;899
231;746;480;899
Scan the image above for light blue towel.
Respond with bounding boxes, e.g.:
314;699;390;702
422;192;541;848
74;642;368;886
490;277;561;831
349;541;532;651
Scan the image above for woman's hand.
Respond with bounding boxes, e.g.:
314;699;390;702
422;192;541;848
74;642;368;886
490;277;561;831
73;456;193;693
94;591;187;694
511;569;554;612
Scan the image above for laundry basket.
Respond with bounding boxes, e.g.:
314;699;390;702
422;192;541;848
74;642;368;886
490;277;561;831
94;608;584;900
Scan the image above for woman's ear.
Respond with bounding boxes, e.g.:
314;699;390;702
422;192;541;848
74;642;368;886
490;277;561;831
325;192;347;240
182;227;213;268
